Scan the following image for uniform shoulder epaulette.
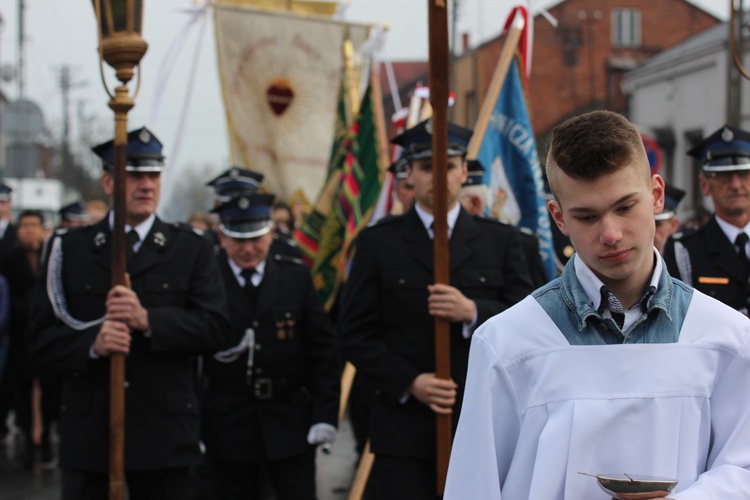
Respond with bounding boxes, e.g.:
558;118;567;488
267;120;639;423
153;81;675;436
54;224;89;238
671;226;701;242
471;214;506;227
518;226;535;237
274;232;299;247
368;214;403;230
272;253;305;266
171;221;206;238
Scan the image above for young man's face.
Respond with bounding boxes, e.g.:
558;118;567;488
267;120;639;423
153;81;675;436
699;170;750;223
17;215;45;251
218;230;274;270
548;162;665;293
102;171;161;226
407;156;468;213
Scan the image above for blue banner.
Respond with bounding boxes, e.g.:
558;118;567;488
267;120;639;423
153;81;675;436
477;60;555;280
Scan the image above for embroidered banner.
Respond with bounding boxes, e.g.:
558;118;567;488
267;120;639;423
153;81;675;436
214;4;370;203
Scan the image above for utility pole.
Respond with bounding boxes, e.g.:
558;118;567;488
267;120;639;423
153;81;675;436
727;0;743;127
18;0;25;99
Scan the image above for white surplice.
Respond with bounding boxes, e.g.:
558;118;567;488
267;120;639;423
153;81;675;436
444;292;750;499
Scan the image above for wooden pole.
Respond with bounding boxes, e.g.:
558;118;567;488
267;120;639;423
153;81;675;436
348;440;375;500
427;0;452;494
466;11;525;159
108;84;134;500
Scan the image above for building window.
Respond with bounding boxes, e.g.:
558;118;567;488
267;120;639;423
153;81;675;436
612;9;641;48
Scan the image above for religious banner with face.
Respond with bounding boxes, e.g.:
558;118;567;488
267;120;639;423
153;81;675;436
214;3;370;204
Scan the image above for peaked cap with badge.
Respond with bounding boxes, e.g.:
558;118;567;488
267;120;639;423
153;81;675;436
206;167;265;203
688;125;750;172
0;183;12;202
92;127;165;173
213;193;275;239
59;201;89;223
654;184;686;221
390;118;473;161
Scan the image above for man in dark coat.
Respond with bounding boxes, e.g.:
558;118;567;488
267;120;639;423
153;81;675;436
0;210;47;465
338;119;534;499
663;125;750;315
27;127;231;500
0;183;17;257
201;193;339;500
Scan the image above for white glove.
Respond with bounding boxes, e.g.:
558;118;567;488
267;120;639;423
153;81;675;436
306;423;337;445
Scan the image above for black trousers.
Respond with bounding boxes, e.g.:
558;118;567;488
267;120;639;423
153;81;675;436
366;454;442;500
208;449;316;500
61;466;189;500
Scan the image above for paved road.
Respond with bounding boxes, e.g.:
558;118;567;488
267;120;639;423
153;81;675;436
0;415;360;500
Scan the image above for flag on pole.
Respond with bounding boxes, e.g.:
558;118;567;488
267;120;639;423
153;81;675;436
296;84;383;309
476;58;555;280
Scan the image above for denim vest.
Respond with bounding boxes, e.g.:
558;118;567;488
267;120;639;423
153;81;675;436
532;257;694;345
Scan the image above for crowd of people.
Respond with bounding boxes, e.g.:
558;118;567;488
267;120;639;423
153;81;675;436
0;110;748;499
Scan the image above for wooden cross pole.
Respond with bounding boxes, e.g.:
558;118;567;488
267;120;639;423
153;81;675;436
427;0;452;494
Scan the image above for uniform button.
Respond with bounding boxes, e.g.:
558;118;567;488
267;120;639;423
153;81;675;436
479;276;487;283
186;403;193;410
124;381;130;388
253;321;259;328
255;344;262;351
162;283;169;289
285;312;291;318
398;278;405;285
256;367;263;374
84;284;92;290
61;405;67;411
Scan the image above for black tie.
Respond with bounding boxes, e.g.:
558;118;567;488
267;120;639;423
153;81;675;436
241;268;259;303
736;232;749;278
126;229;140;263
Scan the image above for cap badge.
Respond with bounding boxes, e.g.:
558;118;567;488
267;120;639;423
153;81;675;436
230;168;239;179
722;127;734;143
94;232;107;247
238;197;250;209
138;129;151;144
153;232;166;247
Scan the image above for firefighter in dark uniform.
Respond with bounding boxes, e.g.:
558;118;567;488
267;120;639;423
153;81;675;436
206;167;303;259
26;127;232;500
654;184;685;255
338;119;534;500
201;193;340;500
663;124;750;315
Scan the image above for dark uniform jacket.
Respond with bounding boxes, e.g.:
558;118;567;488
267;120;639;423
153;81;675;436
0;246;40;380
663;215;750;314
338;207;534;459
0;223;17;257
201;252;339;463
27;216;231;472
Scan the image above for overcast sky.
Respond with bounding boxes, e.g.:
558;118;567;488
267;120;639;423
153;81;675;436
0;0;730;188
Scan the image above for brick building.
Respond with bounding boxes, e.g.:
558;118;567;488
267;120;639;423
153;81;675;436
451;0;718;142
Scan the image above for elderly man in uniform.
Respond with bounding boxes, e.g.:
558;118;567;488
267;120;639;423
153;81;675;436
206;167;302;259
663;125;750;315
201;193;339;500
27;127;231;500
338;118;534;499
